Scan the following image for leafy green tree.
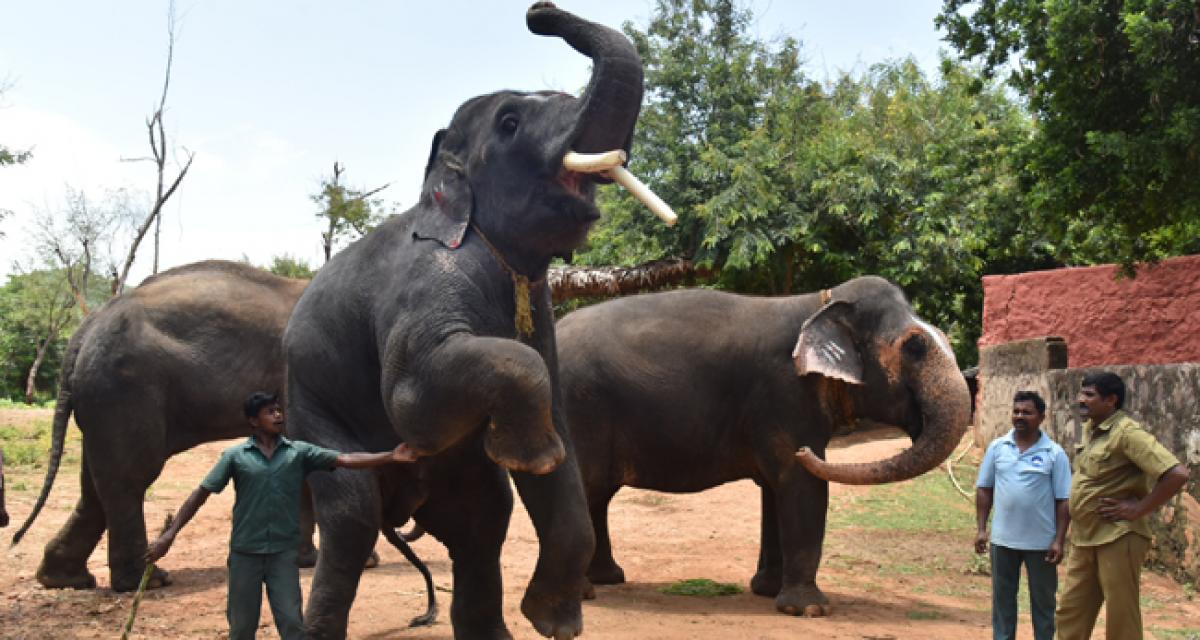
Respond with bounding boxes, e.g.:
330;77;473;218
0;268;108;403
579;0;815;288
313;162;392;262
937;0;1200;268
266;254;315;279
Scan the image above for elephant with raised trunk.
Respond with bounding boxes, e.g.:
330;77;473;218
556;276;971;616
283;4;646;638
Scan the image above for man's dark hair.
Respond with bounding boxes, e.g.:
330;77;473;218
1081;372;1125;409
244;391;279;419
1013;390;1046;414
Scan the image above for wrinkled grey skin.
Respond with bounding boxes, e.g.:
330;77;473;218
11;261;307;592
557;276;971;616
282;5;644;639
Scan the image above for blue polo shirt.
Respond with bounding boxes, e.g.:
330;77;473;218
976;430;1072;551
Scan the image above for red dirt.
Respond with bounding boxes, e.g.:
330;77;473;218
2;410;1197;639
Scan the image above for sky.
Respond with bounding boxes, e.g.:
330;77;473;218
0;0;950;285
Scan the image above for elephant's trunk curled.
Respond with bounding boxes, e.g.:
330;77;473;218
526;2;644;159
796;341;971;485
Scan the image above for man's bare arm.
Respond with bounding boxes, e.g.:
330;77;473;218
335;442;420;469
974;487;993;554
145;486;211;562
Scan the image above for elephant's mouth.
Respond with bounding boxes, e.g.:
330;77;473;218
561;150;677;225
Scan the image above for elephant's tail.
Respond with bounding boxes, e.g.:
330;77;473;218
381;525;438;628
11;314;91;547
402;523;426;542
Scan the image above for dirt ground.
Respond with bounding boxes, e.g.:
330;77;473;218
2;407;1198;639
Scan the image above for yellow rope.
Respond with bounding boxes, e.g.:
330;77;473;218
469;224;543;339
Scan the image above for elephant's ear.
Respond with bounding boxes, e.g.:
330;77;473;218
413;128;473;249
792;300;864;385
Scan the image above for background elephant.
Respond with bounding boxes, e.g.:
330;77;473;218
281;5;645;638
556;276;971;617
10;262;381;586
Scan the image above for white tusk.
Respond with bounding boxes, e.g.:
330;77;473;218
562;150;627;173
606;165;678;226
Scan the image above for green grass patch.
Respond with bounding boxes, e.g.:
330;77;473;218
1;418;55;468
829;459;977;532
660;579;743;597
906;609;942;620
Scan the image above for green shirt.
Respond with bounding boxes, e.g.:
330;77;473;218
1068;410;1180;547
201;436;340;554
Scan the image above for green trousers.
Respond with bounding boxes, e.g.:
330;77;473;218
1054;533;1150;640
227;548;304;640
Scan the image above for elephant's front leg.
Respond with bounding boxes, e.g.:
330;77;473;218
386;335;565;474
773;464;831;616
512;452;594;639
750;481;783;597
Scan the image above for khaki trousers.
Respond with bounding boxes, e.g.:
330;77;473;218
1054;533;1150;640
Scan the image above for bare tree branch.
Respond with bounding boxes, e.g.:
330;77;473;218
113;0;192;294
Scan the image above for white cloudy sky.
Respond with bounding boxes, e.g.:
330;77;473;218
0;0;948;285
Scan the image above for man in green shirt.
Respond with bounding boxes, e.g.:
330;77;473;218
145;391;418;640
1055;372;1189;640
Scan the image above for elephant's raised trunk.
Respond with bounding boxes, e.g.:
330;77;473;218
527;2;644;158
796;337;971;485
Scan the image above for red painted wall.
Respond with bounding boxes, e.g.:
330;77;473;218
980;254;1200;367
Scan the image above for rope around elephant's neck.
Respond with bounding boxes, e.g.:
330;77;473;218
469;223;544;339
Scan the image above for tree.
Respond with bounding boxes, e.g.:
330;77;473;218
266;254;315;279
116;0;194;292
578;0;814;290
32;187;137;314
312;162;391;263
937;0;1200;269
0;268;106;403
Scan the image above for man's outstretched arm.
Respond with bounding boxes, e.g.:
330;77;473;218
335;442;420;469
145;486;212;563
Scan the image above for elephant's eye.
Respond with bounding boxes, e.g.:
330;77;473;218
499;113;520;134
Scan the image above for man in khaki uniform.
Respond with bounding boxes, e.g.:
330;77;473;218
1055;372;1189;640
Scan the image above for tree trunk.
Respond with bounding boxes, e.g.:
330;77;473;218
24;331;56;405
548;259;713;303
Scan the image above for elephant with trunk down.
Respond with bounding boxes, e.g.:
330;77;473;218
557;276;972;616
283;4;646;638
10;262;431;620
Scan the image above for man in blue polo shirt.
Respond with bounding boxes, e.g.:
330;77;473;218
975;390;1071;640
145;391;419;640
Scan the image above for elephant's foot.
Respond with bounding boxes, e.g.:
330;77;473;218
520;580;584;639
750;569;781;597
111;565;171;593
775;583;830;617
453;623;513;640
296;545;318;568
35;562;98;590
585;559;625;585
364;550;380;569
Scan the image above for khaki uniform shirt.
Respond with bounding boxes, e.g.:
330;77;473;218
1068;410;1179;547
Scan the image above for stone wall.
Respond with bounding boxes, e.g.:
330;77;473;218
977;336;1200;581
979;254;1200;368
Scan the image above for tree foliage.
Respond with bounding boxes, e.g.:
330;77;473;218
0;268;109;402
313;162;392;262
579;0;1041;363
937;0;1200;268
266;254;315;279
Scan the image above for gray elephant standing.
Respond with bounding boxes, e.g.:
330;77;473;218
556;276;971;616
10;261;307;591
282;4;645;638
